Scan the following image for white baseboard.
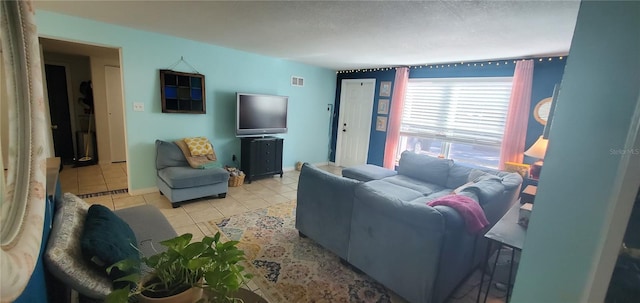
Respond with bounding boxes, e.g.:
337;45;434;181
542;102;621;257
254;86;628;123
128;186;158;196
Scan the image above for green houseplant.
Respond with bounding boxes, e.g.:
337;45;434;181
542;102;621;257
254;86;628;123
106;232;252;303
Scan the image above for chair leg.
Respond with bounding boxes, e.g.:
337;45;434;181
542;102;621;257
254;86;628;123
171;203;180;208
298;231;307;238
218;193;227;198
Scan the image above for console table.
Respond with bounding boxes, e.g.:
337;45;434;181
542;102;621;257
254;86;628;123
476;202;527;303
240;137;283;183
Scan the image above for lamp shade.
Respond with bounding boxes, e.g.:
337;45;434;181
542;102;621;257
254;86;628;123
524;136;549;159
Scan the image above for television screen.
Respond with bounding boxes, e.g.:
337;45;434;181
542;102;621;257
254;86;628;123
236;93;288;136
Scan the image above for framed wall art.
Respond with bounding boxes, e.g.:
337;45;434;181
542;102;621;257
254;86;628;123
379;81;391;97
376;116;388;132
378;99;389;114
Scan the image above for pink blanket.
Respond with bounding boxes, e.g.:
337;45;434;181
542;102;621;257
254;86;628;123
427;195;489;234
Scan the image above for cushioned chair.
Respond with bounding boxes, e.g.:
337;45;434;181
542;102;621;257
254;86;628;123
155;140;229;207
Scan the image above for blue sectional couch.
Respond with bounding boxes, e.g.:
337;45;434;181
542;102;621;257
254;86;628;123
295;152;523;303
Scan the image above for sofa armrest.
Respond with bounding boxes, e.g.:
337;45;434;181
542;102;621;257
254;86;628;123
295;163;360;259
348;184;448;303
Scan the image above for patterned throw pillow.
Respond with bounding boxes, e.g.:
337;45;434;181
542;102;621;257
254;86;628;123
44;193;112;299
183;137;213;156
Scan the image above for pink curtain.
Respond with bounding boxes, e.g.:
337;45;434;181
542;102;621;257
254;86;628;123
383;67;409;169
499;60;534;169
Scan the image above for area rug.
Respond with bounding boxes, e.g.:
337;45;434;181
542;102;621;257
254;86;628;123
205;200;402;303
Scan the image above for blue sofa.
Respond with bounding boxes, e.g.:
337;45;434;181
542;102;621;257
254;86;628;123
155;140;229;207
295;152;523;303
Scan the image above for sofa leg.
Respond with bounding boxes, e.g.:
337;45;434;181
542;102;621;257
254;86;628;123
159;191;164;196
171;203;180;208
298;231;307;238
218;193;227;198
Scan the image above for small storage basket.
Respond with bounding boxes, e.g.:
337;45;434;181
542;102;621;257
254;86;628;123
228;174;245;187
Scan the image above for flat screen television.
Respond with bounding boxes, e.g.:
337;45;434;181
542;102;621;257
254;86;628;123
236;93;288;136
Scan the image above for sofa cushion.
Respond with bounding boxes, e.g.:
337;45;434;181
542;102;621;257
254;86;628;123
81;205;140;288
115;205;178;257
158;166;229;189
445;164;473;189
366;179;425;202
342;164;397;182
383;175;448;196
44;193;112;299
155;140;189;170
397;151;452;187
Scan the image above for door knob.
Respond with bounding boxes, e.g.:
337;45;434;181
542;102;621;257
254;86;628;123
51;125;58;130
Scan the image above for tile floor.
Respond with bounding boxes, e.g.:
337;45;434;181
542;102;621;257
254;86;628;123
58;163;503;303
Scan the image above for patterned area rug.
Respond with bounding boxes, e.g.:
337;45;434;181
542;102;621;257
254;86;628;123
206;201;402;303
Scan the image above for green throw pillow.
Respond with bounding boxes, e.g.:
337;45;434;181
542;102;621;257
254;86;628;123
80;204;140;288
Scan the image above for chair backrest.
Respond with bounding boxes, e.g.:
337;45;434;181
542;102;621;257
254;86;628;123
155;140;188;170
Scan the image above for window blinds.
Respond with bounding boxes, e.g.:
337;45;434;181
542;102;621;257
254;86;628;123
401;77;513;146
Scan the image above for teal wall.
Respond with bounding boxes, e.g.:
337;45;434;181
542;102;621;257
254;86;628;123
36;11;336;191
512;1;640;302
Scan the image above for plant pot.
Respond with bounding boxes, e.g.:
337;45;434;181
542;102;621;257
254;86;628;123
138;286;203;303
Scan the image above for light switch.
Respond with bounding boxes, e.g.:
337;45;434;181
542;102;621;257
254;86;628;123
133;102;144;112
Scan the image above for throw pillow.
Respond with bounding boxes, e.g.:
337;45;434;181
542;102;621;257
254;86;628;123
80;204;140;289
183;137;214;156
44;193;112;299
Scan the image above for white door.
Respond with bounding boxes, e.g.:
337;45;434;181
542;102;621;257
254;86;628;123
336;79;376;167
105;66;127;162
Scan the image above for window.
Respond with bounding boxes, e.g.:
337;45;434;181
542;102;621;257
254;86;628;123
398;77;513;168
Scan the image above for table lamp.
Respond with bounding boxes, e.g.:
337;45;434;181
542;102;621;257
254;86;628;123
524;135;548;179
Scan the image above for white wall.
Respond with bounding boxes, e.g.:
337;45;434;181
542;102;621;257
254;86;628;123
512;1;640;302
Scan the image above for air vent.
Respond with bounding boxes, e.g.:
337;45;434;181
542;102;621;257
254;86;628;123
291;76;304;87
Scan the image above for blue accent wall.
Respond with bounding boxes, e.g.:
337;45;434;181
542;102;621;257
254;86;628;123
36;10;337;191
332;58;567;167
331;70;395;165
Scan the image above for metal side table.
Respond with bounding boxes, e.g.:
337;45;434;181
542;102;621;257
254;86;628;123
476;202;527;303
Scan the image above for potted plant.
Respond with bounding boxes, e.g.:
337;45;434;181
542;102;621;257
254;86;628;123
106;232;253;303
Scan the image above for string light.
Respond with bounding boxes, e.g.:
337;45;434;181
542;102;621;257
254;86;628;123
336;56;566;74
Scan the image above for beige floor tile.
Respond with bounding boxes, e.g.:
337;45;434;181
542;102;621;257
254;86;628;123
78;184;108;194
84;195;115;210
242;182;268;192
197;222;219;236
181;200;214;214
238;198;270;210
270;184;296;194
228;186;249;196
188;208;225;223
262;194;290;205
279;191;297;200
173;224;205;241
166;211;196;228
247;186;277;196
211;199;249;217
79;176;106;187
113;195;146;210
280;177;297;185
107;182;128;191
230;191;260;202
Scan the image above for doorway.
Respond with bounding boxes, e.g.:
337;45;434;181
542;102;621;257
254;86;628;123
335;79;376;167
44;64;75;164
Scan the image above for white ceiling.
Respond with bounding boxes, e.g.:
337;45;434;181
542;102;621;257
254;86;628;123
35;0;581;70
